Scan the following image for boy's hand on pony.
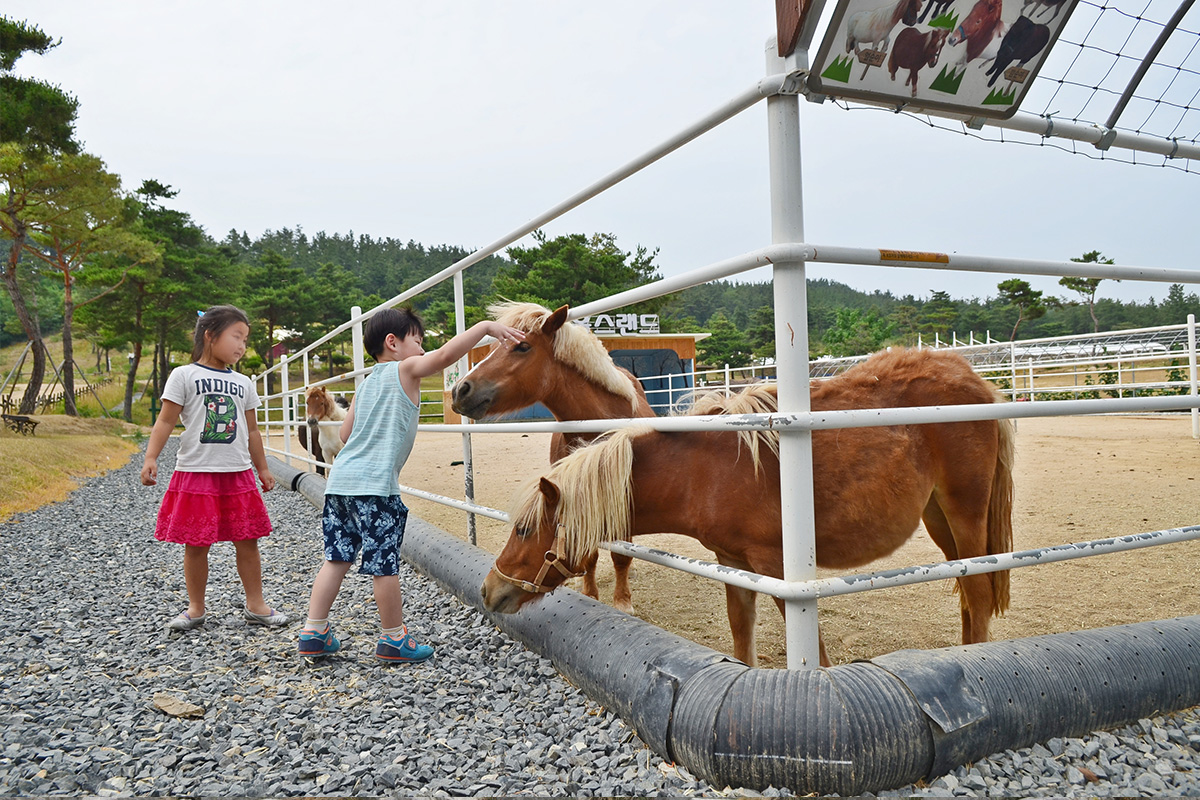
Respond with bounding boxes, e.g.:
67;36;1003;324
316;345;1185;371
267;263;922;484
485;322;526;346
140;459;158;486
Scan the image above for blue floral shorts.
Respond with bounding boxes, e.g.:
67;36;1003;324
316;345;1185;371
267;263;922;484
321;494;408;576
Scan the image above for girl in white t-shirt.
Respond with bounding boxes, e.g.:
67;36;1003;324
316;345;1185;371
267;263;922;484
141;306;287;632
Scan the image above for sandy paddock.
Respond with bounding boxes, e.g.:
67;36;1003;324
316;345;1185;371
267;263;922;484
275;414;1200;666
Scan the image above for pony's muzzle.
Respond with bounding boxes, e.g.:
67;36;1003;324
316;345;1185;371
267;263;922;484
450;379;495;418
480;570;527;614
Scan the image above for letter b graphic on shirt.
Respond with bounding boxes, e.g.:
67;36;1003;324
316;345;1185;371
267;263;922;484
201;393;238;444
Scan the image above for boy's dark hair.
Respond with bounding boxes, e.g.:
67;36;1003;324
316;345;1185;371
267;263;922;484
364;307;425;359
193;305;251;364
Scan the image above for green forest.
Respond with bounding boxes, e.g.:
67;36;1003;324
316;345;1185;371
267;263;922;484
4;14;1200;418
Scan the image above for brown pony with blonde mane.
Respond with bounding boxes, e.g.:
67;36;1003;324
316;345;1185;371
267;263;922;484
481;348;1015;667
451;302;656;613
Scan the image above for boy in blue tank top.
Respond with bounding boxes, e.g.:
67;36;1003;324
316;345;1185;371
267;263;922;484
299;307;525;663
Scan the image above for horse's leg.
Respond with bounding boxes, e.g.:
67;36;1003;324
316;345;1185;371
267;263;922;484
923;495;994;646
609;552;635;615
725;584;759;667
717;555;759;667
579;550;601;601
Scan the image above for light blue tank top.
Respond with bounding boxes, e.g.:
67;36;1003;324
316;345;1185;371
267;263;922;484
324;361;419;497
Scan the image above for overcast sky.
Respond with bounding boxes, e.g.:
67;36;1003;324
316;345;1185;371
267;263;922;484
9;1;1199;312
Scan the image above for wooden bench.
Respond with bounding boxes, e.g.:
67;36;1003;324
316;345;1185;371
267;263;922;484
2;414;38;435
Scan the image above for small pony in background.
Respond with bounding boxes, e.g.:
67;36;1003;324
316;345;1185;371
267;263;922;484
305;385;348;472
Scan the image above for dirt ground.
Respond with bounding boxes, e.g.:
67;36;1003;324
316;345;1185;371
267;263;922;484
300;414;1200;667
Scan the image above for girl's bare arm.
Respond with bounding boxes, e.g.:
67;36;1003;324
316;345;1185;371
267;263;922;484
244;411;275;492
140;400;183;485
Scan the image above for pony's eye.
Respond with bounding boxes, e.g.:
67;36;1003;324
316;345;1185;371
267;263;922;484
513;342;532;353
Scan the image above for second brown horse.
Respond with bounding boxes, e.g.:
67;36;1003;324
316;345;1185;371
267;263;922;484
481;348;1015;667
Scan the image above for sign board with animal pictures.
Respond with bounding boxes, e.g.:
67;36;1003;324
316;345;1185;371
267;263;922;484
807;0;1078;118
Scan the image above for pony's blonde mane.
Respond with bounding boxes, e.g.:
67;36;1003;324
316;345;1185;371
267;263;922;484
488;302;637;410
508;428;647;562
507;382;781;561
684;382;780;474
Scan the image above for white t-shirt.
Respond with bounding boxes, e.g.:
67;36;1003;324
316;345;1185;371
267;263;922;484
161;363;261;472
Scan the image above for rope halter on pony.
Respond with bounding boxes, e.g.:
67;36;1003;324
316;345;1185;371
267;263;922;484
490;524;585;594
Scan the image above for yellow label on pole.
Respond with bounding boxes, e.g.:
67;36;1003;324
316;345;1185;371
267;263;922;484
879;250;951;264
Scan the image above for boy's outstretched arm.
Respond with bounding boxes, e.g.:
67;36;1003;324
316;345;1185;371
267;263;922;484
402;321;526;380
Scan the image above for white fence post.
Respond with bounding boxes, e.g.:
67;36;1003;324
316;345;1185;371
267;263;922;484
1010;342;1018;401
259;373;270;450
766;37;821;670
1189;314;1198;439
279;355;292;468
351;305;365;389
453;271;477;546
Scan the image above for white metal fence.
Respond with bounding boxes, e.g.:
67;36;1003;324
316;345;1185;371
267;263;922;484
254;26;1200;672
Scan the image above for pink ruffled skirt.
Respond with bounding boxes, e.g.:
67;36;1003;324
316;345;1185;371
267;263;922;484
154;470;272;547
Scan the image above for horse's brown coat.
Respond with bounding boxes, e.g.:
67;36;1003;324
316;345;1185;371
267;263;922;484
481;348;1014;667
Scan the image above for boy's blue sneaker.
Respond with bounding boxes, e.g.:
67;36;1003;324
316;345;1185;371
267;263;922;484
376;630;434;664
298;626;340;659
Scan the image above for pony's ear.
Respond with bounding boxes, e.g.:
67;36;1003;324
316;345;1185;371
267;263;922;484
538;477;561;507
542;305;570;339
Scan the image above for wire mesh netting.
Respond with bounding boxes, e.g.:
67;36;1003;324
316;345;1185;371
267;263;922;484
1038;0;1199;141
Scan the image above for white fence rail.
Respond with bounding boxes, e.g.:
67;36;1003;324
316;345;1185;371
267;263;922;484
254;34;1200;671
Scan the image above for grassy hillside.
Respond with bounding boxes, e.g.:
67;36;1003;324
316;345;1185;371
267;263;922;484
0;416;143;522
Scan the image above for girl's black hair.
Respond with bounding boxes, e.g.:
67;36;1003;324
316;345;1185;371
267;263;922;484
364;307;425;359
193;305;251;364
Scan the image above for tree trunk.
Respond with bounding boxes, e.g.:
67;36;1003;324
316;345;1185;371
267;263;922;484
157;329;170;397
61;268;77;416
123;339;141;423
3;218;47;414
123;298;145;423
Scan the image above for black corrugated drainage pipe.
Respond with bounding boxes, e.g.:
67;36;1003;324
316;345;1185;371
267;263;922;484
269;457;1200;794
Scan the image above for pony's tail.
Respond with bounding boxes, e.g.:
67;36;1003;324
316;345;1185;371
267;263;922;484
987;416;1016;616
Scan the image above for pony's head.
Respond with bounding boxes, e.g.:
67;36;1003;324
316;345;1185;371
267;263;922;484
305;385;339;423
450;302;636;419
480;429;639;613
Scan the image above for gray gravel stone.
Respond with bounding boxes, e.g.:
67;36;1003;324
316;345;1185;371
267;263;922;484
2;439;1199;797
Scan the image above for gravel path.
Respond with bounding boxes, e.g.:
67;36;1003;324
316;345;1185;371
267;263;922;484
0;440;1197;797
